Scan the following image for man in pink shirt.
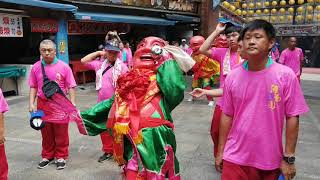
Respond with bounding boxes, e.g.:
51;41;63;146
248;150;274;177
194;21;242;160
81;39;128;162
279;37;304;82
217;20;309;180
123;40;133;69
0;88;9;180
29;39;77;170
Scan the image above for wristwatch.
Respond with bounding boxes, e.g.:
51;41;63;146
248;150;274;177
283;155;295;165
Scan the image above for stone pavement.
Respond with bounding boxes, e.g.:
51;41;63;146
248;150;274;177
3;73;320;180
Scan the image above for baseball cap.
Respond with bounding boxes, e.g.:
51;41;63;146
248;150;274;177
181;39;186;42
218;18;242;28
105;39;120;52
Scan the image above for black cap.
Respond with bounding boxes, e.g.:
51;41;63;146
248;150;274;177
105;39;120;52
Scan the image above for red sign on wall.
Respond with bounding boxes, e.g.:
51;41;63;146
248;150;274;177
68;21;130;35
31;18;59;33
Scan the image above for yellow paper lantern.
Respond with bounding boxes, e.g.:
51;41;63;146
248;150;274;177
287;15;293;21
297;6;304;13
316;0;320;3
235;0;241;2
256;2;262;8
317;14;320;20
242;3;247;9
249;3;255;8
279;16;285;21
306;14;313;20
297;0;304;4
230;5;236;11
296;15;303;21
236;9;242;15
280;0;287;6
242;10;247;16
316;5;320;11
272;1;278;6
307;0;314;2
271;8;277;14
307;6;313;12
264;1;270;7
279;8;286;14
289;0;295;5
234;2;240;8
256;9;262;15
288;7;295;13
271;16;277;22
222;1;230;9
264;9;270;14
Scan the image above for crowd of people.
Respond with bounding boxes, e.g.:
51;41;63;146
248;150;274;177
0;19;309;180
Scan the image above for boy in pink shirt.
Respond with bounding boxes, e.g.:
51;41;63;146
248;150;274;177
0;88;9;180
217;20;309;180
192;21;242;159
29;40;77;170
279;37;304;82
81;39;128;162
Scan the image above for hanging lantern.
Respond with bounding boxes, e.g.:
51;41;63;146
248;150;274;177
280;0;287;6
307;6;313;12
249;3;255;8
256;9;262;15
279;8;286;14
264;9;270;14
248;10;254;15
222;1;230;9
242;3;247;9
316;0;320;3
279;16;285;21
264;1;270;7
256;2;262;8
271;8;277;14
297;6;304;13
236;9;242;15
288;7;295;13
272;1;278;6
307;0;314;3
317;14;320;20
297;0;304;4
235;0;241;2
296;15;303;21
306;14;313;21
289;0;295;5
242;10;247;16
316;5;320;11
287;15;293;21
230;5;236;12
234;2;240;8
271;16;277;22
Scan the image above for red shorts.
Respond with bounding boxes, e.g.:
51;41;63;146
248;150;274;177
222;160;280;180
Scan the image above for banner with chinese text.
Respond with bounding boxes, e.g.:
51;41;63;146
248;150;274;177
0;13;23;37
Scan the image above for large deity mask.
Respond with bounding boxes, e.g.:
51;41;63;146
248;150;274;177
189;36;205;55
133;36;173;70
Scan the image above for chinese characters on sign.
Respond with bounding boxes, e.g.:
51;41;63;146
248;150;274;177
31;19;59;33
276;25;320;36
68;21;130;35
0;13;23;37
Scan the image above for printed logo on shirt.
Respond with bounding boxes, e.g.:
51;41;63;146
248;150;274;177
56;73;62;81
268;84;281;110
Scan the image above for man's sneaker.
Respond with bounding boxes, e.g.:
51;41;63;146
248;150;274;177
208;101;215;107
98;153;113;163
38;158;54;169
56;158;66;170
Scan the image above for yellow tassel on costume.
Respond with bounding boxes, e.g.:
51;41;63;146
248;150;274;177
149;74;156;81
133;131;144;145
114;134;123;144
114;123;130;135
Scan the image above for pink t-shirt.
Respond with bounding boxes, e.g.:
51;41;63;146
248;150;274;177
279;48;304;76
222;62;309;170
0;89;9;113
210;48;241;106
85;59;128;102
29;60;77;99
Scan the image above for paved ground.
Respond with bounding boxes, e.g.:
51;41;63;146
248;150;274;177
3;74;320;180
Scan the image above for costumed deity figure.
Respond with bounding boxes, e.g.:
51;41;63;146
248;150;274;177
78;37;195;179
188;36;220;106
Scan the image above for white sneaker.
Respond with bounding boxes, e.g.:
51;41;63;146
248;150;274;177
208;101;215;107
187;97;193;102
